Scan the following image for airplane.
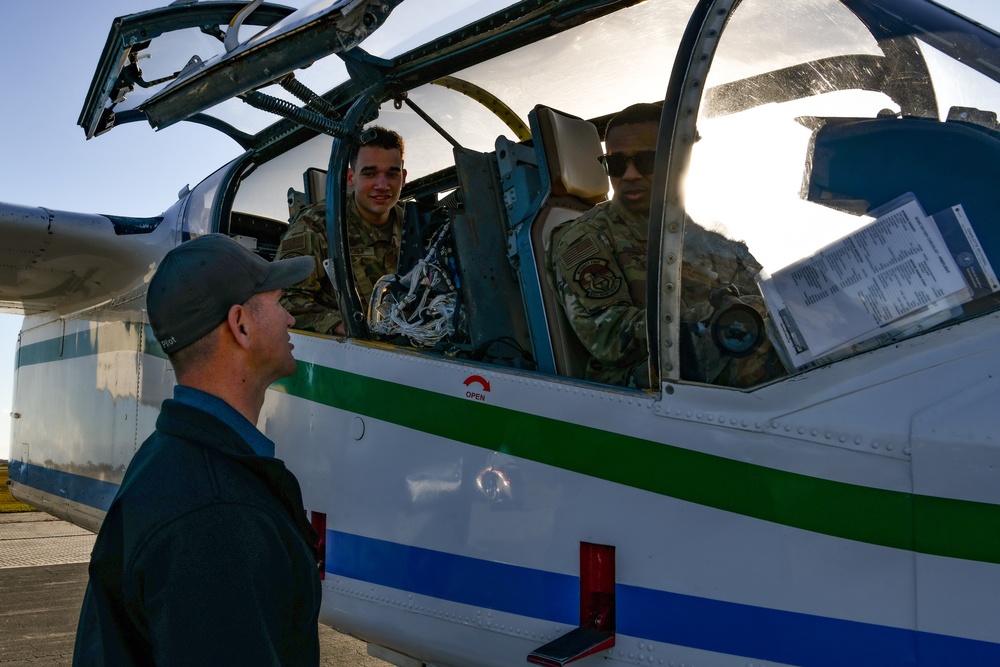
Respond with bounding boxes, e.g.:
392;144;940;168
4;0;1000;664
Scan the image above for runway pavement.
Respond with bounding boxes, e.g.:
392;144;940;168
0;512;391;666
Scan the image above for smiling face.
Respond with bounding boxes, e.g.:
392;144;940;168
605;121;659;218
347;145;407;226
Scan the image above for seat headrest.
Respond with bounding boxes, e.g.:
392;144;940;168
535;107;609;205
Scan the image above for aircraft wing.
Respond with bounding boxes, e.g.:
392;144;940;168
0;202;169;316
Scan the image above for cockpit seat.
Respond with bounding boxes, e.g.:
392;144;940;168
528;106;610;378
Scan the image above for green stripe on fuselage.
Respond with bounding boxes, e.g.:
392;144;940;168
274;360;1000;565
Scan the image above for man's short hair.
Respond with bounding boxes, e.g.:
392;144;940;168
605;102;663;140
349;126;405;168
166;325;220;375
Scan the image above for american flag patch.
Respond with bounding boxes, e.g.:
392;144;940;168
561;237;599;270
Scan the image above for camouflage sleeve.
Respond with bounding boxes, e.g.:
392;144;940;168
274;213;342;335
684;225;763;302
550;226;646;374
680;224;784;386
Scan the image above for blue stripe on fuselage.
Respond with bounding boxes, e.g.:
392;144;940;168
327;530;1000;667
327;528;578;625
8;461;117;512
11;462;999;665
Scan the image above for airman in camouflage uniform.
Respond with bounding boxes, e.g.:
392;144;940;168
273;126;406;336
549;102;781;388
273;197;402;335
550;197;648;386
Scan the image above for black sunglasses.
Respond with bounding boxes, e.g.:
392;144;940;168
597;151;657;177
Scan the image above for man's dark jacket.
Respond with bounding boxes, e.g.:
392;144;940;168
73;399;322;666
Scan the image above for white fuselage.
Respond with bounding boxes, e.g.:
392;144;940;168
11;293;1000;665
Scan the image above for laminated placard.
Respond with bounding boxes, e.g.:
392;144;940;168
758;194;993;368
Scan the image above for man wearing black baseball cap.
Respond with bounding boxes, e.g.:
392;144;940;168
75;234;321;666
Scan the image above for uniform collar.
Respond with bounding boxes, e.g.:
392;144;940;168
609;196;649;228
172;385;275;457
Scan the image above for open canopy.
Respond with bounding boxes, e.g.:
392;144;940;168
78;0;525;148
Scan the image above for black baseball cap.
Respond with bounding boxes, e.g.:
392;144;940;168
148;234;313;353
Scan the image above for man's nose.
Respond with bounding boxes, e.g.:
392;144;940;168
621;160;643;180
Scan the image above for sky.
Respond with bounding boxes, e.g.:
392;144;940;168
0;0;997;460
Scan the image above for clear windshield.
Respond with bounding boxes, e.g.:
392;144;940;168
231;0;691;219
681;0;1000;385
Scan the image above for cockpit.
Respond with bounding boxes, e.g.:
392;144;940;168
101;0;1000;392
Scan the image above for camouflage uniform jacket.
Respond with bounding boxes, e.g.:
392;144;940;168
274;197;403;335
550;198;776;388
549;198;648;387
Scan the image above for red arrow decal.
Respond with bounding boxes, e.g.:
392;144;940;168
464;375;491;392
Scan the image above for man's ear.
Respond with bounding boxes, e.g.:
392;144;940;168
226;303;253;350
400;167;407;188
346;167;356;189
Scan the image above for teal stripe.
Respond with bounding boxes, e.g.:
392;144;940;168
16;335;69;368
274;361;1000;565
16;323;165;369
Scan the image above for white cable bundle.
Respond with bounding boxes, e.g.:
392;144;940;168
368;222;457;347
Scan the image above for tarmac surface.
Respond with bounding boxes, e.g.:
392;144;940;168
0;512;391;666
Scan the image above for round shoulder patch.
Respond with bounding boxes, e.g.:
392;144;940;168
574;258;622;299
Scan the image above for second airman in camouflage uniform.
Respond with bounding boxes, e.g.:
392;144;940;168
274;197;402;335
550;197;648;386
274;126;406;336
549;103;781;388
